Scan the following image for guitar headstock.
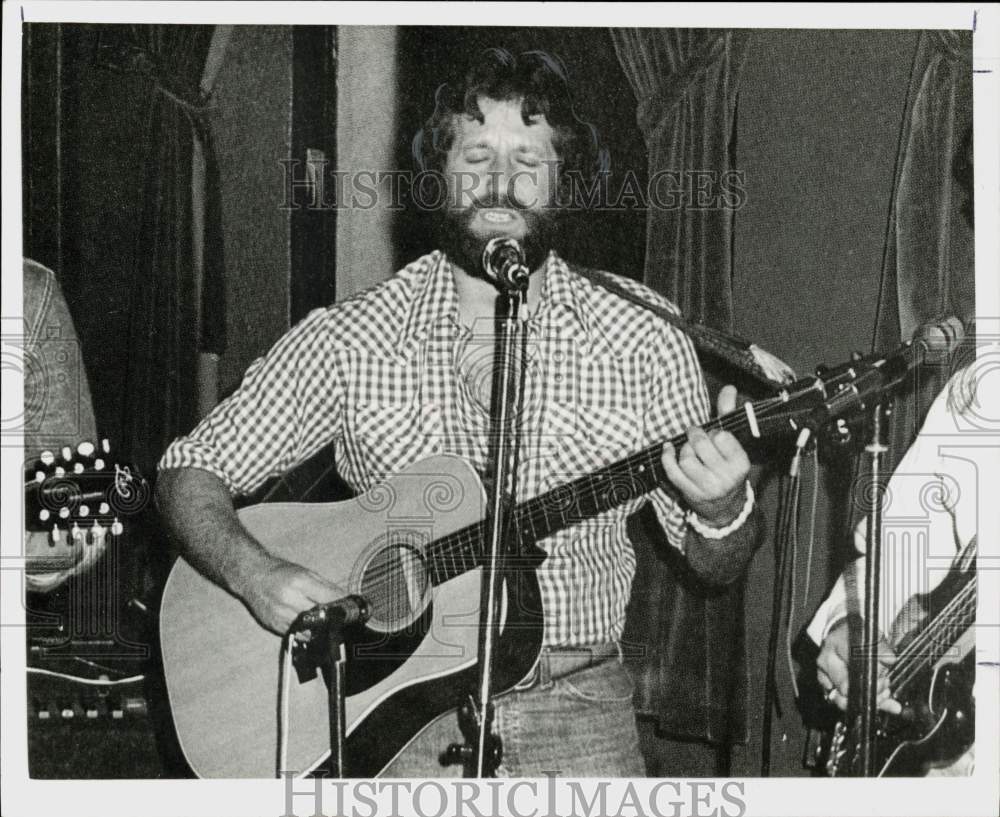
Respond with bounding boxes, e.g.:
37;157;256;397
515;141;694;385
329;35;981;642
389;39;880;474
742;360;893;450
24;440;150;547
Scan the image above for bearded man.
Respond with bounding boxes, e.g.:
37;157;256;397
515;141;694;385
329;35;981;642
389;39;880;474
156;48;759;777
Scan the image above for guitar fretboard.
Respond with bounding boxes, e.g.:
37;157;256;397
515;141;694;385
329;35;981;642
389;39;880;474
419;406;765;587
889;565;977;697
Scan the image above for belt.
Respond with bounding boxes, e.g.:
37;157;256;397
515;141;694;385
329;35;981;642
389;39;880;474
513;642;621;691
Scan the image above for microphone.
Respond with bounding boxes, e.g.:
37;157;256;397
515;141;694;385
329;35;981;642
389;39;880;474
482;236;530;290
806;316;965;429
289;594;371;635
876;315;966;385
908;315;966;365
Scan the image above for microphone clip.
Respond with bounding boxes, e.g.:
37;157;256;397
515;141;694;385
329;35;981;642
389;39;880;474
288;595;370;684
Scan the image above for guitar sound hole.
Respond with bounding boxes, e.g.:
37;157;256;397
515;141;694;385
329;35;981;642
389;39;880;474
359;534;430;632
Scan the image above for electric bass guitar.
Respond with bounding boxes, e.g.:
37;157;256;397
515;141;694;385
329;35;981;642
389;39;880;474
823;539;977;776
159;367;857;779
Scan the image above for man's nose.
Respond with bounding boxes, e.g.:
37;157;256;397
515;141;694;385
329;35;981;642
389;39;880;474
486;154;516;201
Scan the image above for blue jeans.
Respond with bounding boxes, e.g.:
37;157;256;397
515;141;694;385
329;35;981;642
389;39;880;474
380;658;645;777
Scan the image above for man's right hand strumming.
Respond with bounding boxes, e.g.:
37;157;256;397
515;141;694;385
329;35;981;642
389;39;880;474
816;618;901;715
156;466;342;636
233;554;344;635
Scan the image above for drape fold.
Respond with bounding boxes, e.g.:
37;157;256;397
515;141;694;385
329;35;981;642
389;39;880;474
872;30;974;461
120;25;228;476
611;28;750;747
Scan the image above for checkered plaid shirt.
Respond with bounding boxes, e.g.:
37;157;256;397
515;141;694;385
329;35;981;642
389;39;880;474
159;251;709;646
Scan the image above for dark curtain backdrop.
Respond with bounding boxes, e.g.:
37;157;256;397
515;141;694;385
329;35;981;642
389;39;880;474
120;25;228;476
873;31;975;468
611;29;751;747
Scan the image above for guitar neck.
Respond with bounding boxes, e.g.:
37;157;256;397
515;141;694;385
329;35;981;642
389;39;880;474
889;566;977;696
422;407;766;587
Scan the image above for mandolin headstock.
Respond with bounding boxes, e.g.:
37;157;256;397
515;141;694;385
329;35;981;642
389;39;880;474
24;439;150;548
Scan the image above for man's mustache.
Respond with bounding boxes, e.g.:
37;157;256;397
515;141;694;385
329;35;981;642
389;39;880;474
470;194;529;211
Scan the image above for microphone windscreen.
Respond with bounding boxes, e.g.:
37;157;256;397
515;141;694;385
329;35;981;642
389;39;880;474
913;316;965;362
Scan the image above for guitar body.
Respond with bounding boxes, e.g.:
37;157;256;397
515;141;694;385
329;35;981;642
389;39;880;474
823;550;977;777
876;649;975;776
159;455;545;778
827;642;975;777
158;373;845;778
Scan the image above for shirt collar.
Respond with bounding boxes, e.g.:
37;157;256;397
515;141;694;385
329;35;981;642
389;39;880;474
397;249;588;353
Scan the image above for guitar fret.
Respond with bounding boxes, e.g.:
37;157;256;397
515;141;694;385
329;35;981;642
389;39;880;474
421;395;788;588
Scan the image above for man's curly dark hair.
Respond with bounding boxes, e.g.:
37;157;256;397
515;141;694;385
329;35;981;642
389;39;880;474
412;48;609;189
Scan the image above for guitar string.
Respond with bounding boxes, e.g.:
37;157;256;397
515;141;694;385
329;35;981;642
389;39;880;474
350;398;783;598
888;578;976;695
889;582;975;693
351;392;794;601
418;396;775;571
828;585;977;780
891;580;975;686
889;577;976;687
890;594;976;700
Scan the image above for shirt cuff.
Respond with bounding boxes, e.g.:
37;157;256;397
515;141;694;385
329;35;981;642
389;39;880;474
157;436;237;493
685;481;755;539
806;573;851;644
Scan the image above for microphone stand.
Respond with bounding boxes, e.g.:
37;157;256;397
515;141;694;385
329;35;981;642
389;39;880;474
448;264;530;777
288;596;370;778
856;400;891;776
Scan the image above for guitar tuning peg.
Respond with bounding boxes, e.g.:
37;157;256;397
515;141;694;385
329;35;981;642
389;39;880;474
110;518;123;536
71;523;84;546
91;520;105;546
51;526;63;546
77;441;95;457
94;458;105;471
61;446;73;462
54;466;66;477
79;505;90;518
35;471;46;483
58;507;70;520
40;451;55;466
74;462;85;474
101;439;111;454
39;509;50;522
99;502;110;515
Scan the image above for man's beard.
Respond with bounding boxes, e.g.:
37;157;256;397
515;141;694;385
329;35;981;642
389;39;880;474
431;199;564;283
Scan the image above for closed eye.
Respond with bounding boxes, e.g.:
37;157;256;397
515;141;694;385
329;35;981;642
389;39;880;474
463;149;491;163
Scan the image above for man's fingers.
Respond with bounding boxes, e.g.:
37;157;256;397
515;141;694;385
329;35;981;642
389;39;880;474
300;571;344;604
824;686;847;711
878;642;899;665
686;427;727;472
661;442;704;500
716;385;738;416
710;429;747;461
819;656;902;716
817;668;842;697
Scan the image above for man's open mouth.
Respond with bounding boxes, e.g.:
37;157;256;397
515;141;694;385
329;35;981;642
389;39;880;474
480;208;519;224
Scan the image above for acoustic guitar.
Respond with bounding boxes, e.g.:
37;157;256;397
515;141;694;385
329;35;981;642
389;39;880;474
159;367;857;778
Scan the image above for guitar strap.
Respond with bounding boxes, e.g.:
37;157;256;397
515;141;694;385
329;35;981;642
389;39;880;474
570;265;796;392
